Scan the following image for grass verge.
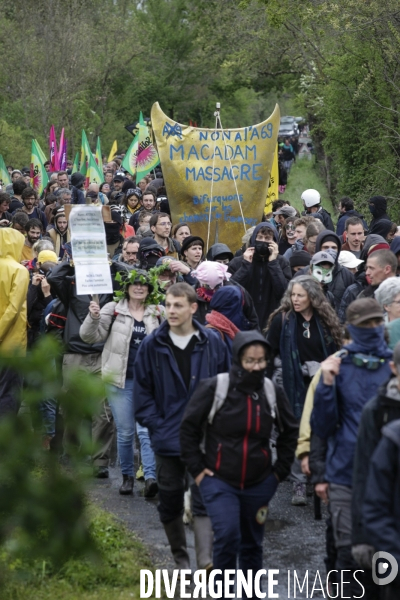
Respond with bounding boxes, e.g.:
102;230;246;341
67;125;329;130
283;157;336;222
0;504;152;600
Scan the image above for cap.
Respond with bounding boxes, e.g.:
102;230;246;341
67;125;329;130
273;205;297;218
113;172;125;182
346;298;384;326
180;235;205;256
310;251;335;266
38;250;58;264
338;251;364;270
156;256;176;268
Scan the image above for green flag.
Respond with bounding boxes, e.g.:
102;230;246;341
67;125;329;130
0;154;11;187
34;139;48;164
95;137;103;175
31;139;49;196
71;152;79;174
80;130;91;176
122;111;159;181
85;152;104;187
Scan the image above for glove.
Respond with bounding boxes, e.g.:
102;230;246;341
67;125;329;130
351;544;375;569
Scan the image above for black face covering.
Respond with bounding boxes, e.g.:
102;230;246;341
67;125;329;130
254;241;270;257
105;222;121;245
236;368;266;393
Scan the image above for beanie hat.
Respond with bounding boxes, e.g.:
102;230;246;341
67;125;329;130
320;234;339;247
122;179;136;193
180;235;205;256
289;250;311;269
368;242;390;256
38;250;58;264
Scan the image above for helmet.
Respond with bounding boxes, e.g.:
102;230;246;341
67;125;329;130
301;189;321;207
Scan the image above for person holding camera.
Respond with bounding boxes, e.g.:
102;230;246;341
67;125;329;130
228;222;292;330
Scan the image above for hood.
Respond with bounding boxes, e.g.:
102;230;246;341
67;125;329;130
232;331;270;367
250;222;278;246
369;195;387;219
315;231;341;264
210;286;245;329
70;172;85;189
0;228;26;262
360;234;387;263
390;237;400;256
369;219;392;239
206;243;234;262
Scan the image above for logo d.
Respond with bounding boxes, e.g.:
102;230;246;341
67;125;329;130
372;552;398;586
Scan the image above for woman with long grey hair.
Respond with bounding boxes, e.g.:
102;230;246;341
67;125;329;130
265;275;342;504
375;277;400;348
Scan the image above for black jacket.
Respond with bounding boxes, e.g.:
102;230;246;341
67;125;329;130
312;207;335;232
228;223;292;330
27;281;53;347
47;261;133;354
352;378;400;545
180;331;298;488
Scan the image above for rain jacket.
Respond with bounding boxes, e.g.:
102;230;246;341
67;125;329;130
0;229;29;356
180;331;298;487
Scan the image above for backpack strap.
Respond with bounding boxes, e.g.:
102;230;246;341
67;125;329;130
208;373;230;424
263;378;276;420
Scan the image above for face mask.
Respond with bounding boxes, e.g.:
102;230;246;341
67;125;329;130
237;368;266;392
311;265;333;284
369;204;377;216
254;241;270;257
325;248;338;261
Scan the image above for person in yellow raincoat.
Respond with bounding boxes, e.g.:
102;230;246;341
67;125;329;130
0;228;29;416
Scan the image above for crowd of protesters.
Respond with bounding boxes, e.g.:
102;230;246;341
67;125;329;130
1;155;400;599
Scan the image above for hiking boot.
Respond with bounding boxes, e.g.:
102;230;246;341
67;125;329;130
119;475;134;495
94;466;109;479
144;478;158;498
291;482;307;506
136;464;145;480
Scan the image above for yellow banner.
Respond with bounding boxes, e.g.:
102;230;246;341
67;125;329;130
265;144;279;213
151;102;280;251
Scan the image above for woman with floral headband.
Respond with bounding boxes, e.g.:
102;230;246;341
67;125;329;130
80;268;165;496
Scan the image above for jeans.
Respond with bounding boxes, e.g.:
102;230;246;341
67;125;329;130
200;474;278;574
108;378;155;478
38;399;57;437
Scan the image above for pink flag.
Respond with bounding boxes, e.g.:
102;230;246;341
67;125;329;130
49;125;60;171
58;129;67;171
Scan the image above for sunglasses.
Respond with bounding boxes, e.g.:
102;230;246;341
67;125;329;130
286;224;296;230
351;353;385;370
303;322;311;339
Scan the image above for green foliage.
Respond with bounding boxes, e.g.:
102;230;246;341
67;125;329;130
0;337;109;579
0;505;151;599
113;263;171;305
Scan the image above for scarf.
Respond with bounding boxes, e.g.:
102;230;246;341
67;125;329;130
346;324;392;358
280;311;335;419
196;287;215;302
206;310;239;340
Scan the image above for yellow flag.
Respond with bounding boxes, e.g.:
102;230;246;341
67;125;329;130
265;144;279;213
107;140;117;163
151;102;280;251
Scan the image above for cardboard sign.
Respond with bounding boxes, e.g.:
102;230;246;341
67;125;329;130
69;205;113;296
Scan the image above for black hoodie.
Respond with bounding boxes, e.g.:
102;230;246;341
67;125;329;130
180;331;298;488
369;195;390;229
228;222;292;329
206;243;234;262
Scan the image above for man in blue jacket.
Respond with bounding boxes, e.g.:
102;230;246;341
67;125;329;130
134;282;230;571
363;419;400;598
311;298;392;597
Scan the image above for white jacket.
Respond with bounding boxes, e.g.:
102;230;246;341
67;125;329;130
79;298;166;388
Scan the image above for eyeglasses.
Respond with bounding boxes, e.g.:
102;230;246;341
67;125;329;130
303;322;311;339
286;224;296;230
243;358;267;367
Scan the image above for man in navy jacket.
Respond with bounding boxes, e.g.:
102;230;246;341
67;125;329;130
134;282;229;570
311;298;392;597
